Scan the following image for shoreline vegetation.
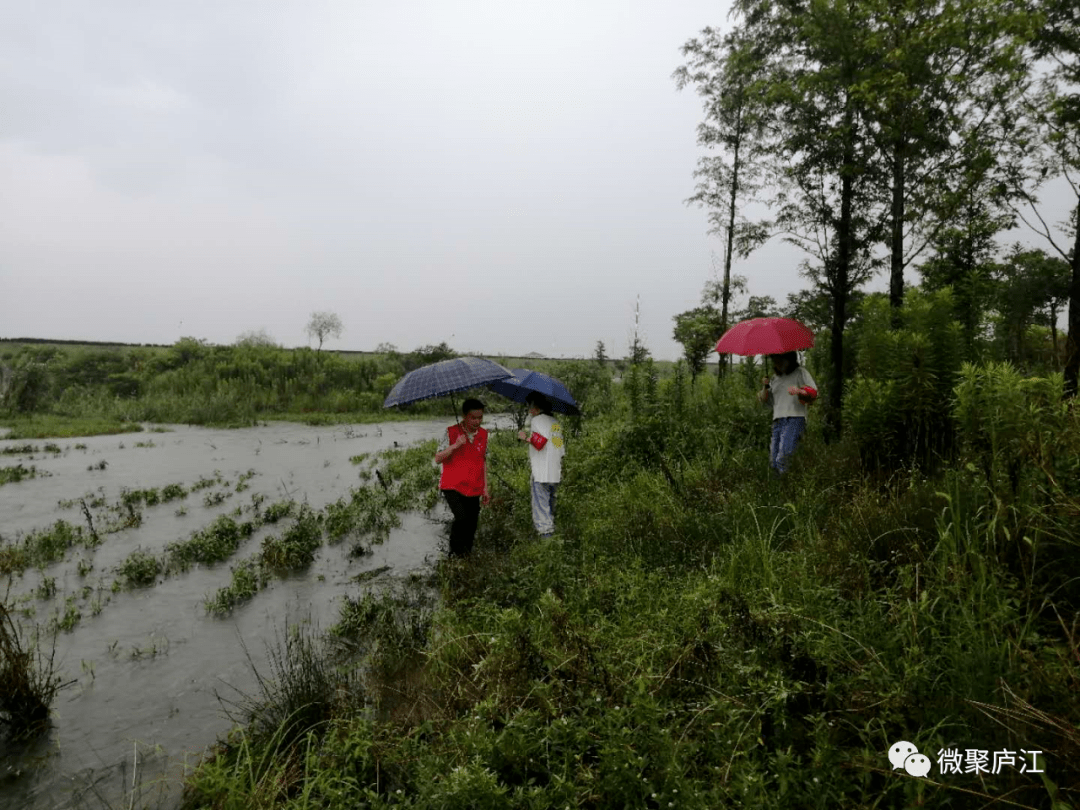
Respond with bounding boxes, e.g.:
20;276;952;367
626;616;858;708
0;339;612;439
1;330;1079;808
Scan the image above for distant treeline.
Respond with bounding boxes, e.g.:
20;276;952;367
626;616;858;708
0;338;614;427
0;337;172;349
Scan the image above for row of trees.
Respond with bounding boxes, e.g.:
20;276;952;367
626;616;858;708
671;0;1079;434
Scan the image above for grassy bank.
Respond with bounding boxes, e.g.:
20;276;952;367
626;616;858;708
0;415;146;440
176;364;1080;809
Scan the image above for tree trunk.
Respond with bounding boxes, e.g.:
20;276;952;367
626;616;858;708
889;139;905;324
828;193;851;442
720;117;743;380
1065;202;1080;398
1050;301;1059;370
828;103;857;442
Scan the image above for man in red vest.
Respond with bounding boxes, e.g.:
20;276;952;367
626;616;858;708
434;398;490;556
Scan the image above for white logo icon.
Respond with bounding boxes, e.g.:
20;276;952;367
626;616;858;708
905;753;932;777
888;741;930;777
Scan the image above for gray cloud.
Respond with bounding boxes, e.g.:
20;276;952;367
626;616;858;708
1;1;1071;358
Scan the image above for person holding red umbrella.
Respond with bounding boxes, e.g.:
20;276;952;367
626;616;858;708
714;316;819;476
757;351;818;474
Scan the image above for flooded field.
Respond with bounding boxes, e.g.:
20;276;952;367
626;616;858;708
0;418;503;810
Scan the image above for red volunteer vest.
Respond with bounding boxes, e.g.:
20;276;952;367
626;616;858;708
439;424;487;497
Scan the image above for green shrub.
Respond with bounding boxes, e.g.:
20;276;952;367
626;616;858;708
116;548;161;587
0;465;37;486
206;559;267;614
167;515;247;570
261;506;323;569
845;289;964;471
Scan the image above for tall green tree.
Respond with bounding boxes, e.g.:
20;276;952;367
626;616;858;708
675;27;772;376
701;267;748;377
731;0;888;437
992;244;1072;368
917;135;1016;358
673;306;724;381
1006;0;1080;394
854;0;1032;317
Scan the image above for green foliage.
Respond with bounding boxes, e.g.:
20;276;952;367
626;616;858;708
52;596;81;633
0;415;143;439
845;289;964;470
543;360;614;423
206;559;268;614
261;505;324;569
672;306;723;380
953;362;1074;500
0;464;37;486
0;520;84;575
161;482;187;501
167;515;251;571
990;245;1072;371
116;548;162;587
0;444;38;455
2;355;53;413
261;499;295;524
323;487;399;548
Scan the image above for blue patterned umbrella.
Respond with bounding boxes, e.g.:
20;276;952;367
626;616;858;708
487;368;581;415
383;357;514;408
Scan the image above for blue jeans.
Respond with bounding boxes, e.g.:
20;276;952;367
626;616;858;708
531;481;557;536
770;417;806;474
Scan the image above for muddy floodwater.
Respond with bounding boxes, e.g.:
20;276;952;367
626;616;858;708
0;418;508;810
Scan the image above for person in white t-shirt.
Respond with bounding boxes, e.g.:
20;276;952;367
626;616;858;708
756;351;818;474
516;392;566;538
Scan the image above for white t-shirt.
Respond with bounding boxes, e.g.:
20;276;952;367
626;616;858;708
527;413;566;483
766;366;818;419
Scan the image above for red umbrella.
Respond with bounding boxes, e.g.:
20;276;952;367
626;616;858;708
715;317;814;356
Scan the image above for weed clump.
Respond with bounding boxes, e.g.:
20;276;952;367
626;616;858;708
206;559;268;614
260;499;294;524
168;515;253;571
0;444;38;456
0;520;85;575
116;548;162;587
0;600;70;740
161;482;187;501
0;464;38;486
261;506;323;569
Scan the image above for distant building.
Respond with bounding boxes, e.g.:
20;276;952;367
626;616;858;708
523;351;546;359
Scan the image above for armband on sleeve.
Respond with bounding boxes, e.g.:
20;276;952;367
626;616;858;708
529;432;548;450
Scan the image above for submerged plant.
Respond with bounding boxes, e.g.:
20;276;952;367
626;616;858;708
167;514;253;571
52;596;81;633
161;482;187;501
260;499;295;524
260;506;323;569
0;464;38;486
0;520;85;575
116;548;162;588
34;576;56;601
206;558;268;615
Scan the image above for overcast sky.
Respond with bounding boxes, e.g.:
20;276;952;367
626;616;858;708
1;2;1073;361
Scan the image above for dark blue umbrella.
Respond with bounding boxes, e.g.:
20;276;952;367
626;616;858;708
487;368;581;415
383;357;514;408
